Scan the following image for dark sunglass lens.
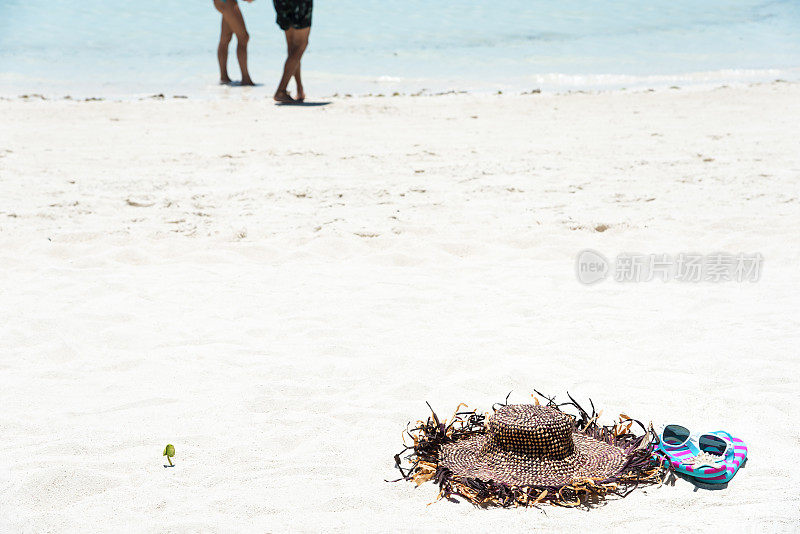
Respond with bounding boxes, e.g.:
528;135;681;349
699;435;727;455
663;424;690;445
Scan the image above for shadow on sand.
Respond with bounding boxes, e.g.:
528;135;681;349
275;101;332;107
224;81;265;88
666;461;747;491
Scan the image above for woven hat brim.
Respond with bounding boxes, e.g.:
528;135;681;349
439;430;627;487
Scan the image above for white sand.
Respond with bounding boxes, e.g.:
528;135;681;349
1;83;799;532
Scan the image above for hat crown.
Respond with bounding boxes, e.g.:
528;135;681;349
485;405;576;460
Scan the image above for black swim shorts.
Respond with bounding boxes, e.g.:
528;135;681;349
273;0;313;30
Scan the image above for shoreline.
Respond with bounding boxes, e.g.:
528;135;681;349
2;77;798;103
1;66;799;102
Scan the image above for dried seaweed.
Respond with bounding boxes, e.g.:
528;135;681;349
392;392;666;508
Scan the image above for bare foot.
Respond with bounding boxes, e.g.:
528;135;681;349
220;77;232;85
274;89;295;103
240;78;256;86
296;87;305;102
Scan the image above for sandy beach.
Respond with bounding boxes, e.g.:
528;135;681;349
1;83;799;531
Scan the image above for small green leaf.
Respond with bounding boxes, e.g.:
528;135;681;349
163;444;175;458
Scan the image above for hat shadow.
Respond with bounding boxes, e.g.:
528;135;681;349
443;487;615;511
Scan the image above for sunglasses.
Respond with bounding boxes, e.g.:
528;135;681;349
659;424;731;458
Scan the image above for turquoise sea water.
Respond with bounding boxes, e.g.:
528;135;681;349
0;0;799;97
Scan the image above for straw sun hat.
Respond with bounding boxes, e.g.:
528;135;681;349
393;394;664;507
